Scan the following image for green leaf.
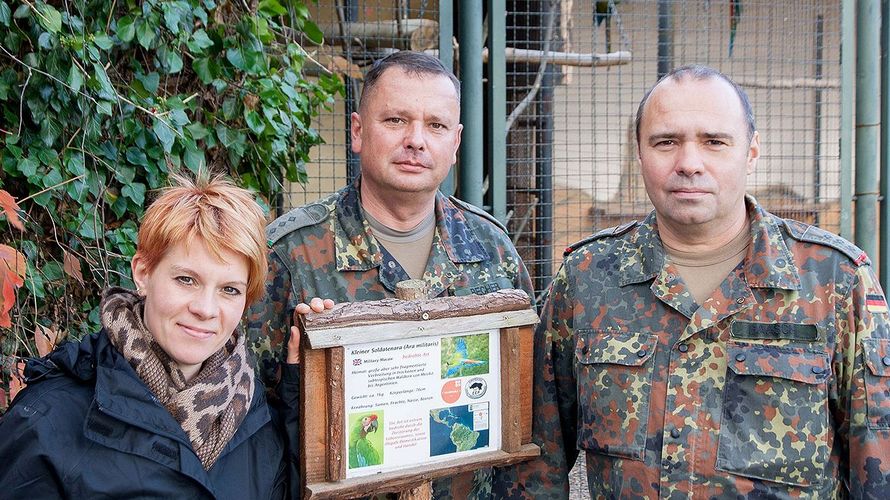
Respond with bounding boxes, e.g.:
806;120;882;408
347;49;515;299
215;123;237;147
163;5;182;32
93;34;113;50
136;19;155;49
39;118;60;146
121;182;146;205
125;147;148;166
245;110;265;135
91;62;116;100
185;122;209;140
96;100;114;115
68;64;83;93
117;15;136;42
153;118;175;153
192;57;213;84
221;96;237;120
226;48;246;71
188;29;213;51
302;19;324;45
183;144;204;171
114;164;136;184
18;157;38;176
169;109;189;127
137;72;160;93
258;0;287;16
0;2;11;26
161;48;183;74
13;3;28;18
34;2;62;33
65;152;86;176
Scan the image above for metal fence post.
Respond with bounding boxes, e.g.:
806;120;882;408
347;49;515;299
458;0;484;206
488;0;507;221
439;0;456;197
857;0;881;261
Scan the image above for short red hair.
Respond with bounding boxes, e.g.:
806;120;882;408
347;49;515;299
135;172;268;305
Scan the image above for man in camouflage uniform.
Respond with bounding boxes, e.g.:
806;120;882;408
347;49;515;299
501;66;890;497
247;51;533;498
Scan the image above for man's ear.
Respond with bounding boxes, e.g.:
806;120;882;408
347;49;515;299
452;124;463;164
746;131;761;175
350;112;363;155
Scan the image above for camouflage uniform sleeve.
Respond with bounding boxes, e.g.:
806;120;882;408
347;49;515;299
247;248;295;389
496;263;577;499
513;250;536;306
839;264;890;495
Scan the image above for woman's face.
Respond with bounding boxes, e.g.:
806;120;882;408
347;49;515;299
131;238;249;381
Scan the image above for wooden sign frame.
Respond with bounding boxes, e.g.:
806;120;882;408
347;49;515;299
299;289;540;499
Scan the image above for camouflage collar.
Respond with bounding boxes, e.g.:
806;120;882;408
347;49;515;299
618;197;800;291
434;192;489;264
743;197;801;290
334;180;383;271
333;180;488;272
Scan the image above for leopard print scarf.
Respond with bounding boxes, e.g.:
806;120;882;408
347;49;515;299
101;287;255;470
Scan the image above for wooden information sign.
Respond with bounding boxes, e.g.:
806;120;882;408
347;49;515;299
299;283;540;499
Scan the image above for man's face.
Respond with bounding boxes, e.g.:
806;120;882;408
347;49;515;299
350;67;462;197
637;76;760;235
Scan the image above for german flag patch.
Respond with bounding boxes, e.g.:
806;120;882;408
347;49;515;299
866;294;888;313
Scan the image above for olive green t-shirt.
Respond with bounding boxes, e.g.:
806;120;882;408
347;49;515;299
664;220;751;306
363;208;436;280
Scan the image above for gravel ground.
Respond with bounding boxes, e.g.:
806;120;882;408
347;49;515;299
569;455;588;499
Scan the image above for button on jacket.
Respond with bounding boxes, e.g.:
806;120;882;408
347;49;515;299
511;198;890;498
0;330;288;499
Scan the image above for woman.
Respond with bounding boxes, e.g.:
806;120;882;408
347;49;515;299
0;173;292;498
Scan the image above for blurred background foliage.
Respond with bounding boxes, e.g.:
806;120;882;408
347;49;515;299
0;0;344;410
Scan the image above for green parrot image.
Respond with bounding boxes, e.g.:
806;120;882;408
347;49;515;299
348;414;381;469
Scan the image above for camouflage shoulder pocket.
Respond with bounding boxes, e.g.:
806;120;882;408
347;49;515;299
716;343;830;486
862;338;890;429
574;329;657;461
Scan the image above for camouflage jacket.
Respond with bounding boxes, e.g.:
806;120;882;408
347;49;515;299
247;179;533;499
506;198;890;499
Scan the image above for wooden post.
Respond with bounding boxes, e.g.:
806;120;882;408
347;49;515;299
395;280;432;500
395;279;430;300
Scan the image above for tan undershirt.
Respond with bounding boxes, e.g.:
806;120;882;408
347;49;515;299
364;208;436;280
663;220;751;306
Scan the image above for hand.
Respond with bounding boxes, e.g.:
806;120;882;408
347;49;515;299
294;297;335;315
286;325;302;364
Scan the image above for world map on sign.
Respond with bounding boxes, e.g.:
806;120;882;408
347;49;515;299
429;405;489;456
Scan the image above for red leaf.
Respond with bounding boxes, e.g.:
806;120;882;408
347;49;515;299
63;250;85;286
0;244;26;328
0;190;23;231
8;361;26;401
34;324;58;357
0;244;25;286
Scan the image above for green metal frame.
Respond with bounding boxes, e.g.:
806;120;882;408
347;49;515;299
488;0;507;221
439;0;456;196
458;0;484;206
841;0;855;242
856;0;881;261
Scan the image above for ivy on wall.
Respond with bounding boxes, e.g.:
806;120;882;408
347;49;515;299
0;0;343;409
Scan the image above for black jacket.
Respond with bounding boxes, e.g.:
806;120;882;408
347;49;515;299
0;330;289;499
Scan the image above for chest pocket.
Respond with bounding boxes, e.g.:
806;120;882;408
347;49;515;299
862;338;890;428
574;330;657;461
716;343;830;486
